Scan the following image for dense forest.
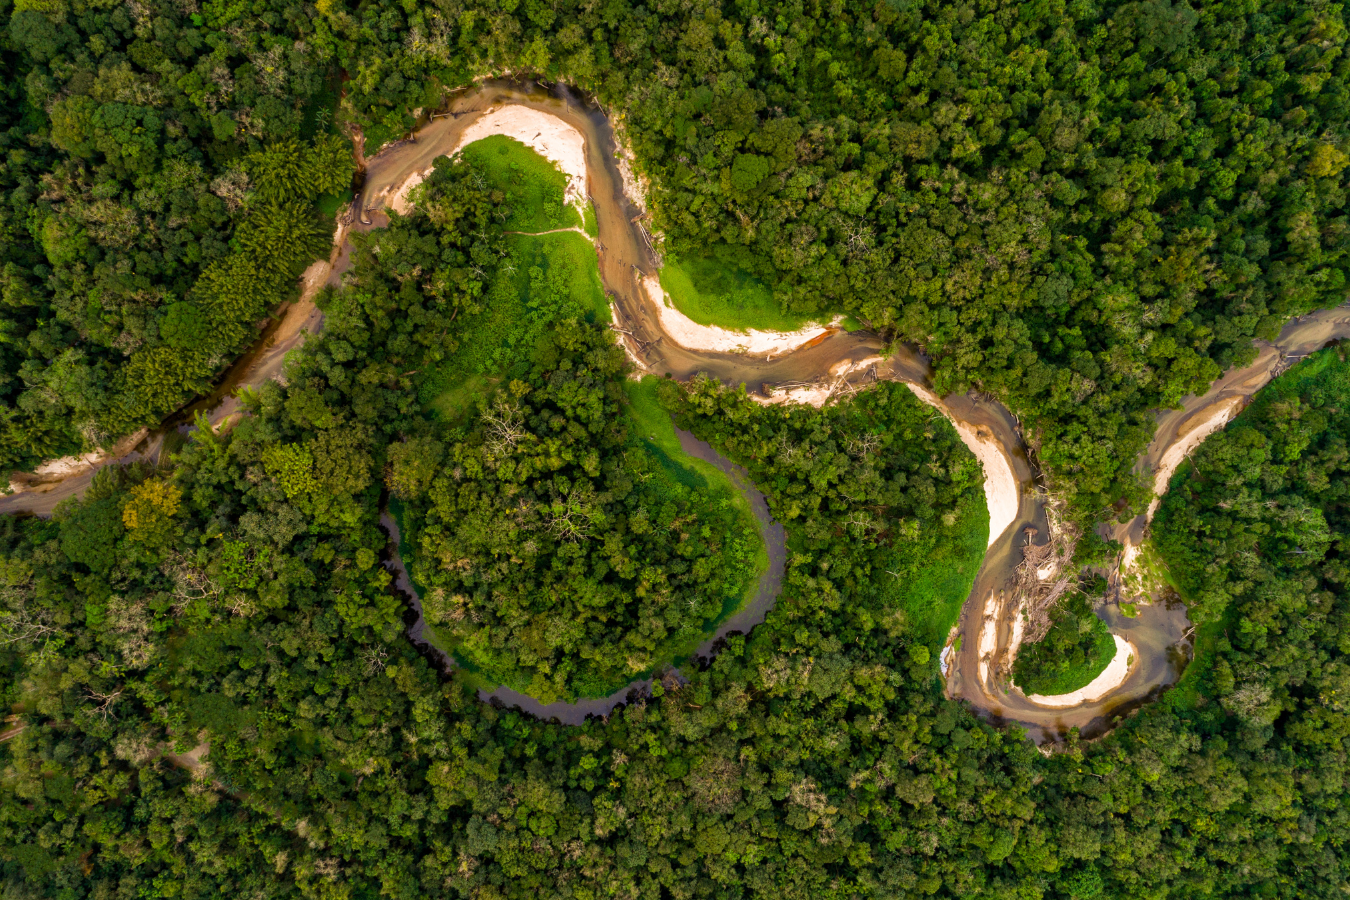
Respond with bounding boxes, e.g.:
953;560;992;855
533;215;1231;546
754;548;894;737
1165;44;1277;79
1;0;1346;527
3;0;1350;897
0;0;354;470
2;126;1348;900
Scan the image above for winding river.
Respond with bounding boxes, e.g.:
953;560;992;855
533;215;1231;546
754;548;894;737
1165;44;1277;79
6;78;1350;739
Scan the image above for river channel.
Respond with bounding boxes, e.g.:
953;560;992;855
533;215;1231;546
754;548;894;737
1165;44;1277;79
7;78;1350;739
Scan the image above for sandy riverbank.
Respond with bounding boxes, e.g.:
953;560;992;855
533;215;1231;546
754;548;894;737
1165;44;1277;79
905;384;1019;549
387;105;589;218
641;275;839;356
1026;634;1136;707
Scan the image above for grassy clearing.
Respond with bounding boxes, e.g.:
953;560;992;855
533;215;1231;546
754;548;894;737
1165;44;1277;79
420;230;608;418
405;137;772;699
583;203;598;238
316;188;354;218
658;255;828;333
623;376;766;555
421;138;603;419
881;496;988;646
458;134;582;232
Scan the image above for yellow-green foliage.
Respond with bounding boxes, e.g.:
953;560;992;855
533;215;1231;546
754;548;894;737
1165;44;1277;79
245;136;355;203
121;478;182;539
233;201;328;275
108;347;216;431
261;443;319;499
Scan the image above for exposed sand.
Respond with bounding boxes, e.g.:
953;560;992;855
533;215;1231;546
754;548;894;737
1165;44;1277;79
904;384;1019;549
641;276;837;355
750;358;881;408
755;385;836;407
32;451;103;479
6;428;149;496
389;171;427;215
386;105;589;218
1026;634;1135;707
1006;600;1027;663
977;591;1000;683
1145;395;1245;520
609;301;651;374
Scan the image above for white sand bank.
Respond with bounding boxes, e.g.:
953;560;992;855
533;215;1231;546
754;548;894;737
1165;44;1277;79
904;384;1019;549
752;356;883;409
1145;395;1245;520
1006;600;1027;664
389;105;589;218
1026;634;1135;707
641;276;837;355
33;451;104;479
977;591;999;683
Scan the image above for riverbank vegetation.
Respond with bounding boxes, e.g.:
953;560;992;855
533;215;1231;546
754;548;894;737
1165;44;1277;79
400;324;762;702
2;128;1349;900
4;0;1350;897
320;0;1350;538
415;138;608;421
659;255;820;334
1156;346;1350;712
0;13;352;471
380;145;764;701
1012;588;1117;696
458;135;582;233
666;376;988;646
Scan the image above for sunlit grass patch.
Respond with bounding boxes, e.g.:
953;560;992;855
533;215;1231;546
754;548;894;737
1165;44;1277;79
879;495;987;646
659;255;826;333
458;134;582;233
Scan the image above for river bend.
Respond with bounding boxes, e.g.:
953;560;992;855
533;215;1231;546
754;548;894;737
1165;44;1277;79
7;79;1350;738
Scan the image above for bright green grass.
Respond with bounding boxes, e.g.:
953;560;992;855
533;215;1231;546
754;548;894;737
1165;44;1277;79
405;133;772;699
1243;343;1350;416
583;203;598;238
458;134;583;233
880;496;988;646
658;256;827;333
316;188;354;217
422;230;609;418
623;376;765;550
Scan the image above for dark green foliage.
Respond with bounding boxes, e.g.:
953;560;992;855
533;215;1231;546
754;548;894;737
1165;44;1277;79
56;496;123;574
338;0;1350;528
3;1;1350;898
1;137;1349;900
0;2;344;470
669;376;987;645
1012;591;1117;696
406;323;759;701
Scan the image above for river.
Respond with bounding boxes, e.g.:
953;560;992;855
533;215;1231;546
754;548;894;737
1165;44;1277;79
7;78;1350;739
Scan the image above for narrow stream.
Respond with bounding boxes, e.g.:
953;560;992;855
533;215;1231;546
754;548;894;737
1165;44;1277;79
381;428;784;725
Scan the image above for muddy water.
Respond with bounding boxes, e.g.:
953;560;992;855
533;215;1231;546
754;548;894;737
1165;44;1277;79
950;305;1350;742
0;234;340;517
378;427;785;725
1109;307;1350;555
10;76;1350;738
